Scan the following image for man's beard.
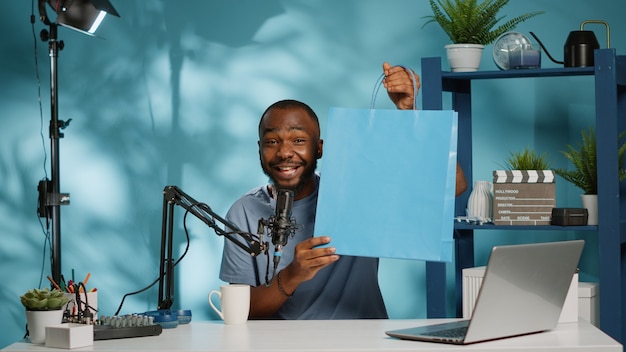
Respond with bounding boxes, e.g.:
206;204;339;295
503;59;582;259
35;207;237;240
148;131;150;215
261;155;319;195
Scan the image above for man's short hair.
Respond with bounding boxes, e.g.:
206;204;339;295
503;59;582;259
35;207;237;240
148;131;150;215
259;99;320;136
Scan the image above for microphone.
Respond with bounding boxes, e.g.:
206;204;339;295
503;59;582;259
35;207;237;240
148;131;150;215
271;189;296;266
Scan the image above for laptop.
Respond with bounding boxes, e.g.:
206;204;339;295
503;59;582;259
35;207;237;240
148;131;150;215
386;240;584;345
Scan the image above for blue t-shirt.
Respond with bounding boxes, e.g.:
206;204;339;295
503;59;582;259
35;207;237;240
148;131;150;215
219;176;387;319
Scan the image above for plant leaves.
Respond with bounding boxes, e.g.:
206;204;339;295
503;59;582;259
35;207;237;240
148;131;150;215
423;0;543;45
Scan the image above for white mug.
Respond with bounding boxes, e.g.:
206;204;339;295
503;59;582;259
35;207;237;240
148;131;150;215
208;284;250;325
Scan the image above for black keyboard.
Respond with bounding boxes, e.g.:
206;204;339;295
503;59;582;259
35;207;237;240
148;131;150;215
423;326;468;339
94;324;162;340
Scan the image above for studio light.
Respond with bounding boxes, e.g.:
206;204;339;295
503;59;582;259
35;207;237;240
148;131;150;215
39;0;120;35
36;0;119;286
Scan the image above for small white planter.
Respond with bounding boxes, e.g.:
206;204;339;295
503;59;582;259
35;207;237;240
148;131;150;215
580;194;598;225
445;44;484;72
26;309;64;344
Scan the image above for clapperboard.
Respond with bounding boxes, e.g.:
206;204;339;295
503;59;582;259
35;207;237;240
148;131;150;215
492;170;556;225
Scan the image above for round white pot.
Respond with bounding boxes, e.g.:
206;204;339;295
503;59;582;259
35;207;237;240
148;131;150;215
445;44;485;72
25;309;64;344
580;194;598;226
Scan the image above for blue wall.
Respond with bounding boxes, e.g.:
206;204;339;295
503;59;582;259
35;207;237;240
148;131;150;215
1;0;623;347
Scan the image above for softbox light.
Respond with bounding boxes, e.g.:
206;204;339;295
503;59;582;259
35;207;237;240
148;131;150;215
39;0;120;35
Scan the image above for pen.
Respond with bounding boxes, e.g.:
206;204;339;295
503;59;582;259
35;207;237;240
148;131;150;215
80;273;91;293
47;276;62;291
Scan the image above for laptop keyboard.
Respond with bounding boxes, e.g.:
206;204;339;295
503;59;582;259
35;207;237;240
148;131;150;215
423;326;468;339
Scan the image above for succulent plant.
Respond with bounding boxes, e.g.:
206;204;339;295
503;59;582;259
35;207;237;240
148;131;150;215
20;288;69;311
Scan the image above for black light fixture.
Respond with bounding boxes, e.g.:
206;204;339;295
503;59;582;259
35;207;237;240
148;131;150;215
36;0;119;286
39;0;120;35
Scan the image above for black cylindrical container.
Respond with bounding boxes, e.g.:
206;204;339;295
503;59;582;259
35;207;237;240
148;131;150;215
564;30;599;67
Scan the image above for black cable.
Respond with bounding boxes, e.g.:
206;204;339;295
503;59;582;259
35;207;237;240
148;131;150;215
31;0;53;291
77;282;95;323
263;229;272;286
26;0;40;289
30;0;48;181
113;221;190;316
113;207;258;316
113;276;160;316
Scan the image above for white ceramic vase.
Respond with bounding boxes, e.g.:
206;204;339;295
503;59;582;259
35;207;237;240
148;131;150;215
580;194;598;225
445;44;484;72
467;180;493;221
25;309;64;344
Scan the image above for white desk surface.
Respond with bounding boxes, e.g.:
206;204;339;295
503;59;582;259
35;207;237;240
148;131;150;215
3;319;622;352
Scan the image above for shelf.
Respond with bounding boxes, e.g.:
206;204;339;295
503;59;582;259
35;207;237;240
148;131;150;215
454;223;598;231
421;48;625;344
441;66;594;80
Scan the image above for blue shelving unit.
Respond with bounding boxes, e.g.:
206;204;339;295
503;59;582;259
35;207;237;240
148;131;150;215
421;48;626;343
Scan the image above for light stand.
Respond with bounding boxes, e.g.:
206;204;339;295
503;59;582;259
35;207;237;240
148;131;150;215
37;20;71;286
36;0;119;285
157;186;266;310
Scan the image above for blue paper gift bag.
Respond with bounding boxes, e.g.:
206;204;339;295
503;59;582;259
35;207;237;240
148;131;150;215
314;107;458;261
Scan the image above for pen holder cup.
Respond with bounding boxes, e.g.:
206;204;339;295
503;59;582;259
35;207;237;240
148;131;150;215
63;292;98;320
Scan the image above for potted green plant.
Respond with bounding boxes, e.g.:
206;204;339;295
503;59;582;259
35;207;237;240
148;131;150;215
20;288;69;344
423;0;543;71
554;127;626;225
492;147;555;225
20;288;69;311
503;147;551;170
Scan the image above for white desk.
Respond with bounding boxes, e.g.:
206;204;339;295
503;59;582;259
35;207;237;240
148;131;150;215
2;319;622;352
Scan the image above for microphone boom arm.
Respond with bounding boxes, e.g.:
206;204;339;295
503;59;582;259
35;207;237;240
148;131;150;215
157;185;265;310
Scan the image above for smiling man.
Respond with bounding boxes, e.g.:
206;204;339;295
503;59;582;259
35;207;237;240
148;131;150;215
219;63;467;320
220;99;380;319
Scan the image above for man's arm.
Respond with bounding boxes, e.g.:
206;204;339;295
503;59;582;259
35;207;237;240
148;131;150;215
455;162;468;196
382;62;467;196
249;236;339;318
382;62;420;110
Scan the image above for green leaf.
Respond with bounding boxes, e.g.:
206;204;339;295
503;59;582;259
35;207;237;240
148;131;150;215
423;0;543;45
20;288;68;310
503;147;551;170
554;127;626;195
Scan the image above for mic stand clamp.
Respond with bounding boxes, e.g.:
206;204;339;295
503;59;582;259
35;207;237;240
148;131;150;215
256;214;298;286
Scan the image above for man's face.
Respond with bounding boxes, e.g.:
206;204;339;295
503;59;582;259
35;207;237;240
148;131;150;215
258;107;323;199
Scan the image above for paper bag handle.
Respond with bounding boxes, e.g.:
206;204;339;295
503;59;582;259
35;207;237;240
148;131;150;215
370;65;418;110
